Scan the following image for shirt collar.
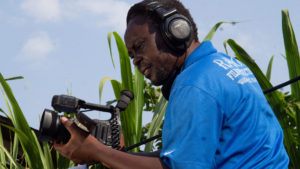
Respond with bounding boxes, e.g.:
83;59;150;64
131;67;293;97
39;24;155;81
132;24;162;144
182;40;217;70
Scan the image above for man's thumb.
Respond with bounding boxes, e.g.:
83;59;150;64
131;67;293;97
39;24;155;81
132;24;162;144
61;116;75;134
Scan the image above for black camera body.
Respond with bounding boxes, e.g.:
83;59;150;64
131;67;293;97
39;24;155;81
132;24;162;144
39;90;133;149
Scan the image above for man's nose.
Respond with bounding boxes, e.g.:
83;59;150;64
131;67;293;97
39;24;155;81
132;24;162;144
133;56;142;66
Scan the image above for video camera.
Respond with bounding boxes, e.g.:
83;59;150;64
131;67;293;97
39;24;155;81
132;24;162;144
38;90;134;149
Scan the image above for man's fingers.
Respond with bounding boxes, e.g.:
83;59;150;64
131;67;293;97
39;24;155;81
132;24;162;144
61;116;72;127
61;116;77;135
54;141;68;156
54;141;63;151
60;116;88;138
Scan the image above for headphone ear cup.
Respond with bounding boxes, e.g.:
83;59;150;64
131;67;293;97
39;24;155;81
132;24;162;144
161;14;193;52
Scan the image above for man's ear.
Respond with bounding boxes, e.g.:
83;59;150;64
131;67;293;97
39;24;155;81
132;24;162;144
154;29;183;57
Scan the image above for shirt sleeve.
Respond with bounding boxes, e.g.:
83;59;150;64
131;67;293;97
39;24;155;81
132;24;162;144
160;85;224;169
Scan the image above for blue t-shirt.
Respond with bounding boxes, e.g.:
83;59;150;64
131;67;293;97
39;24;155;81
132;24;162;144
160;41;289;169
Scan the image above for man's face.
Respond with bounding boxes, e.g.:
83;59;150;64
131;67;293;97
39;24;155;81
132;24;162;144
125;16;178;86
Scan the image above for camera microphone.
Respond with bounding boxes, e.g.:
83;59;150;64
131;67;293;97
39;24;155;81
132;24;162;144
116;90;134;111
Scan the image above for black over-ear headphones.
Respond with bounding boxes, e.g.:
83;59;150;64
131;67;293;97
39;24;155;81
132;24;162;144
146;1;194;52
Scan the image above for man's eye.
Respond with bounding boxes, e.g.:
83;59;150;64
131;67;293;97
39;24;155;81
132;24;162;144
136;44;142;50
135;41;144;51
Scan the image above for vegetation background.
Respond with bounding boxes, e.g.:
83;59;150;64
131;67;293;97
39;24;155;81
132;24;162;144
0;0;299;129
0;0;300;168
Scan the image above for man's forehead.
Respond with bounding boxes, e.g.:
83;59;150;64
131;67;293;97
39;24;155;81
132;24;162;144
125;16;149;41
127;15;148;26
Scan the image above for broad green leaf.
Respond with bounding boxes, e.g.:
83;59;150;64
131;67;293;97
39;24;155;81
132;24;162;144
223;39;230;55
0;122;34;166
99;77;114;104
0;126;5;168
294;102;300;143
4;76;24;81
282;10;300;168
226;39;273;91
11;134;19;169
133;67;144;140
109;79;133;144
203;21;239;41
226;39;287;121
0;92;18;169
0;144;22;169
110;32;134;92
144;95;167;152
99;78;129;145
226;39;299;168
107;32;116;69
42;142;54;169
266;55;274;81
110;80;122;99
57;151;73;169
0;73;43;168
0;108;9;119
106;32;140;149
282;10;300;101
29;129;53;169
0;88;15;123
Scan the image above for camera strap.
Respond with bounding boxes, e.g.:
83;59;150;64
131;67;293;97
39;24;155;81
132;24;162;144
121;134;162;152
263;76;300;94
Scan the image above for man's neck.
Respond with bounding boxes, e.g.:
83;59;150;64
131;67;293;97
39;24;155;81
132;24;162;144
162;41;201;100
161;66;181;100
185;41;201;59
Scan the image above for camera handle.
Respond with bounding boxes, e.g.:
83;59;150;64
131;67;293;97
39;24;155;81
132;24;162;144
74;111;97;133
110;108;121;149
86;90;134;149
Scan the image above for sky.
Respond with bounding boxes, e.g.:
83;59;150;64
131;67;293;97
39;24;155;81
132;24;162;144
1;0;300;129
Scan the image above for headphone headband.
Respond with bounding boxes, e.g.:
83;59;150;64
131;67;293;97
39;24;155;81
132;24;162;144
147;1;177;20
146;1;193;52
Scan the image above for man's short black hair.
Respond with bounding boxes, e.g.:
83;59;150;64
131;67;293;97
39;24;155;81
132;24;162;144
126;0;199;42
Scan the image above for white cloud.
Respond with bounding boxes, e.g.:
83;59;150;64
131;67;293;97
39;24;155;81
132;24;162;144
21;0;61;21
20;0;130;31
20;32;55;60
19;0;130;31
69;0;130;31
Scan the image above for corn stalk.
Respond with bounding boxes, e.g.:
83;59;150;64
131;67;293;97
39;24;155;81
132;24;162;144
0;74;74;169
224;10;300;169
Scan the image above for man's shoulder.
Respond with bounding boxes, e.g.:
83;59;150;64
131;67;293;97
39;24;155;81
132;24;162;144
172;50;265;109
174;51;236;92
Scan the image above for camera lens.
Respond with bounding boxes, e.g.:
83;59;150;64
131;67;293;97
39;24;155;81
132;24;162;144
39;109;70;143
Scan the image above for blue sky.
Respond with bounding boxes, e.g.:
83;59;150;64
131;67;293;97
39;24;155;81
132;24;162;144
1;0;300;129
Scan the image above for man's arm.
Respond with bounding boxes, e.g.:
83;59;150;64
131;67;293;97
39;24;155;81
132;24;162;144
54;117;169;169
128;150;161;157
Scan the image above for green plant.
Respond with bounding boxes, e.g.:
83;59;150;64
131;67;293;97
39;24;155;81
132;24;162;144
101;21;238;153
224;10;300;169
0;74;74;169
99;32;145;151
0;125;21;169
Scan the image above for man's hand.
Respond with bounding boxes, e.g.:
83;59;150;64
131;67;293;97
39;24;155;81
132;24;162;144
54;117;102;164
54;117;169;169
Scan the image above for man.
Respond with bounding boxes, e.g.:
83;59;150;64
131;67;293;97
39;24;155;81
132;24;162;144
55;0;289;168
